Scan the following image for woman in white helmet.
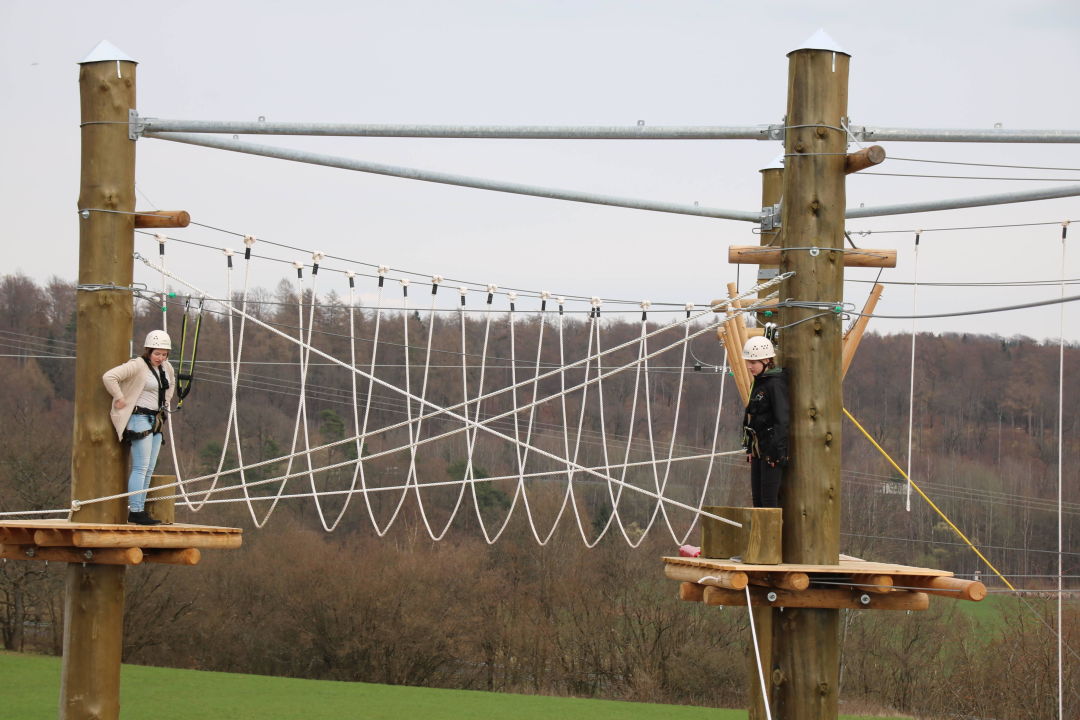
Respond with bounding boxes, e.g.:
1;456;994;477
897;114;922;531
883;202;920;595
102;330;176;525
741;336;790;508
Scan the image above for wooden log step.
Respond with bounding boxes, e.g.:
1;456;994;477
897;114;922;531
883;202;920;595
141;548;201;566
894;575;987;601
665;564;748;590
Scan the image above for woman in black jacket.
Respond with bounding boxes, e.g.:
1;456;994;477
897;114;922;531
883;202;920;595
741;336;789;508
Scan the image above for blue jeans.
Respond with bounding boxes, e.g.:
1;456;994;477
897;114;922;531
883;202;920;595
126;414;162;512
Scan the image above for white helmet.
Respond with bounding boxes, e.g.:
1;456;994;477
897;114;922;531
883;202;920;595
742;336;776;360
144;330;172;350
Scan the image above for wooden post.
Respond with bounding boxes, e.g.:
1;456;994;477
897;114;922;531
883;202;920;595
841;283;884;378
774;34;850;720
63;42;138;720
748;158;783;720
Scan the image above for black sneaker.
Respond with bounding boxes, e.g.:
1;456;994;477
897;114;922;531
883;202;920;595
128;510;161;526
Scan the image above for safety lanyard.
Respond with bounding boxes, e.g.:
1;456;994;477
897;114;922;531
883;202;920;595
175;296;204;409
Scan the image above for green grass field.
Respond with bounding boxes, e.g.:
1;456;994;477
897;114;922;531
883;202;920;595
0;651;904;719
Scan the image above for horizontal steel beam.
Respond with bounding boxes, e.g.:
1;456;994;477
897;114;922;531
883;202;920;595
138;117;1080;144
140;118;771;140
144;132;762;222
852;126;1080;143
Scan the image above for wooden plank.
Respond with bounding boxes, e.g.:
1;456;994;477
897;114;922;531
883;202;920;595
703;586;929;611
141;548;201;566
147;474;177;524
728;246;897;268
663;555;954;577
0;520;240;533
841;283;884;378
71;529;243;549
701;506;782;564
665;564;748;590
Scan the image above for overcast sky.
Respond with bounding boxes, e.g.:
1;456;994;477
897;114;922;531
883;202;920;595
2;0;1078;343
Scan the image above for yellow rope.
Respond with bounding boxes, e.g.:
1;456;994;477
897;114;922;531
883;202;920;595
843;407;1016;591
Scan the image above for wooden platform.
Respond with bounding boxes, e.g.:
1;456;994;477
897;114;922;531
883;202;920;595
0;519;242;567
664;554;985;610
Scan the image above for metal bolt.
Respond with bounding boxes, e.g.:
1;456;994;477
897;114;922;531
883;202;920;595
767;591;778;602
25;547;35;558
83;550;94;561
80;210;90;220
859;594;871;605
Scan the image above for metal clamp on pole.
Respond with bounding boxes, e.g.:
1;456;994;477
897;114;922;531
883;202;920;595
760;202;782;231
128;109;146;141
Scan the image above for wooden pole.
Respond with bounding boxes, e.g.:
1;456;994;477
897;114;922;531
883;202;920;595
774;37;850;720
63;45;138;720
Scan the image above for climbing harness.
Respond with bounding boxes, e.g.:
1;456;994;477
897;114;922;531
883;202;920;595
174;296;204;408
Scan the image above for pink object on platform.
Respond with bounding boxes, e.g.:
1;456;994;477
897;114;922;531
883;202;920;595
678;544;701;558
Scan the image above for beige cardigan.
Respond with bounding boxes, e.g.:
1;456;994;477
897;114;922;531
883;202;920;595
102;358;176;441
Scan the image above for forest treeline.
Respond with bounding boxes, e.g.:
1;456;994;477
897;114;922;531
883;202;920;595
0;273;1077;718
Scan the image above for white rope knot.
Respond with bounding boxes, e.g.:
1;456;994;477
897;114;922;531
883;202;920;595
70;499;81;511
155;233;167;245
640;300;652;310
507;291;518;302
345;270;355;279
685;302;695;312
312;251;325;263
1064;220;1072;227
432;274;443;285
399;277;410;287
243;235;257;247
486;283;498;294
377;265;390;276
590;296;601;308
223;248;235;257
540;290;551;300
458;286;468;296
292;261;304;270
557;296;565;305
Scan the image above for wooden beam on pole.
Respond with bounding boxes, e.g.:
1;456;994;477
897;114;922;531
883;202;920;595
702;586;930;611
774;37;851;720
841;283;884;378
132;210;190;228
664;564;749;590
728;246;896;268
844;145;886;174
63;47;139;720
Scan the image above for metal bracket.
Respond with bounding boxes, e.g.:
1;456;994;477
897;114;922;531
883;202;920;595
128;109;145;140
845;124;868;143
760;202;782;231
766;124;785;141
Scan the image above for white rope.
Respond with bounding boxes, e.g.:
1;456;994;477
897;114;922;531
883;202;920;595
745;585;774;720
1056;223;1067;720
113;256;763;533
905;233;920;512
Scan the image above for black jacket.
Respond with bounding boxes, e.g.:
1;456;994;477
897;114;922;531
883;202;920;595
742;367;790;464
